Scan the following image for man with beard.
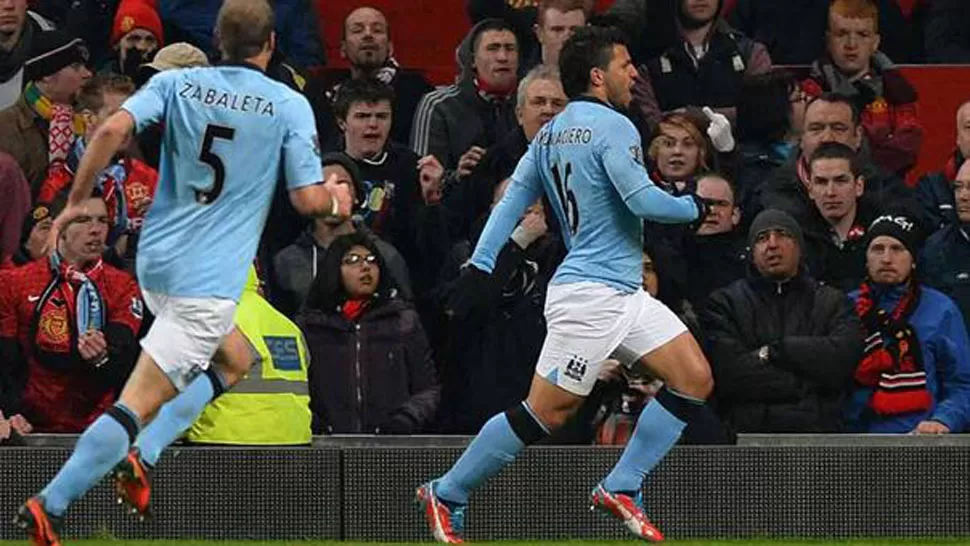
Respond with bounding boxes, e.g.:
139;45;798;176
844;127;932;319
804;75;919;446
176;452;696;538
0;0;54;109
102;0;162;81
323;6;432;147
847;213;970;434
630;0;771;132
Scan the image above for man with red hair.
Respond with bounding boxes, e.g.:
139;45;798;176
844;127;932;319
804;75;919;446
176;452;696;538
802;0;922;178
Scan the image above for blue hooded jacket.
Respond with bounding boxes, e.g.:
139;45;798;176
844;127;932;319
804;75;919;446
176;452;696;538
846;284;970;433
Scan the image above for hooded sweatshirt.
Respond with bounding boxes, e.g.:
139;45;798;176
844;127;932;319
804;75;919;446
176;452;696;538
408;19;517;172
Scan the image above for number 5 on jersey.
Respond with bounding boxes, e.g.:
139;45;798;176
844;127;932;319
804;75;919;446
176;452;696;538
552;162;579;235
196;124;236;205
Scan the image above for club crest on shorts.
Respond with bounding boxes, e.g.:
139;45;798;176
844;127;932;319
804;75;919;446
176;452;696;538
564;355;590;382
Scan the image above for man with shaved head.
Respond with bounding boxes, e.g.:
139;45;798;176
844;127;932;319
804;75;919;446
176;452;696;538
322;6;433;146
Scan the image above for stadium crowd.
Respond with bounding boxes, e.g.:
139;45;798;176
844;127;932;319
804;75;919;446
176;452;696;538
0;0;969;447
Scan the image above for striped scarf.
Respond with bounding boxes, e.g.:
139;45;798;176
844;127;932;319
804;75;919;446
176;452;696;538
854;280;931;416
23;81;85;167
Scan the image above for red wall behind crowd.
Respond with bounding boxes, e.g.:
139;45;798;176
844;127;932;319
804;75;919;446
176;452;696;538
320;0;964;179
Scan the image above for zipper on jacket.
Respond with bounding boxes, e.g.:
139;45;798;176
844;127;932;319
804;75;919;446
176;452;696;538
354;323;363;432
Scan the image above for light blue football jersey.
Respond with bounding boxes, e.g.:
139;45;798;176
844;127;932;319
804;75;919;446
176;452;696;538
470;97;699;293
123;65;322;301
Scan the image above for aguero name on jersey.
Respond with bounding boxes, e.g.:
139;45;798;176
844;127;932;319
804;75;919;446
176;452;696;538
122;64;323;301
470;97;699;293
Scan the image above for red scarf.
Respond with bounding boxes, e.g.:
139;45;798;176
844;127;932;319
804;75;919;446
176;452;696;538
853;280;931;416
341;298;369;322
474;77;515;103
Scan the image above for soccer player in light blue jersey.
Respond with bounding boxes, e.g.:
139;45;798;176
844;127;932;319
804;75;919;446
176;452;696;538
14;2;351;544
417;26;716;543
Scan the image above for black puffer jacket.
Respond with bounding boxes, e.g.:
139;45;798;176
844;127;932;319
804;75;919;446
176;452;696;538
701;270;863;433
298;298;440;435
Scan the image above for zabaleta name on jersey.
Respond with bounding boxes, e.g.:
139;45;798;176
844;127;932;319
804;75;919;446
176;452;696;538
177;82;276;117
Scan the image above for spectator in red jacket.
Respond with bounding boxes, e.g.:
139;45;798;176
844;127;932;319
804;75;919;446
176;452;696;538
802;0;923;177
38;73;156;264
0;193;142;432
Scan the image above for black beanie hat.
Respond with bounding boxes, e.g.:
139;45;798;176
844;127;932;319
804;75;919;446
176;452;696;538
24;30;89;81
866;213;922;259
20;203;55;245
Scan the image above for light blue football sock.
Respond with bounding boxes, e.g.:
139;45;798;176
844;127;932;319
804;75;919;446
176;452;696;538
135;372;220;467
435;412;534;505
600;390;699;494
40;403;141;516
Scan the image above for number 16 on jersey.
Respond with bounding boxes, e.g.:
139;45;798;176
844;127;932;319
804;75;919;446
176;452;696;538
551;162;579;235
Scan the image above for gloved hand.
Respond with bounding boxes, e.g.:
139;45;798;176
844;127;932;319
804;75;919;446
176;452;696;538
687;193;713;232
445;263;491;319
702;107;735;153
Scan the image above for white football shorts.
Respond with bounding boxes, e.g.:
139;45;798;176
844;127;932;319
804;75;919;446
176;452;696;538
140;290;237;391
535;281;687;396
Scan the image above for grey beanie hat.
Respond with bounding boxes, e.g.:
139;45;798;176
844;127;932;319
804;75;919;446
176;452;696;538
748;209;805;251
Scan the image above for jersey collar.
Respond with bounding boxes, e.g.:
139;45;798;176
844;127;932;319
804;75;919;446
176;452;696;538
216;60;265;73
570;95;616;111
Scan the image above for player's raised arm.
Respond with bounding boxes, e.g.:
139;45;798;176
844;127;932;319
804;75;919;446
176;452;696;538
469;143;544;274
602;117;706;224
66;110;135;210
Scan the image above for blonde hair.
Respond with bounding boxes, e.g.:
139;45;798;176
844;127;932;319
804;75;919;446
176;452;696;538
646;113;710;171
216;0;275;61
